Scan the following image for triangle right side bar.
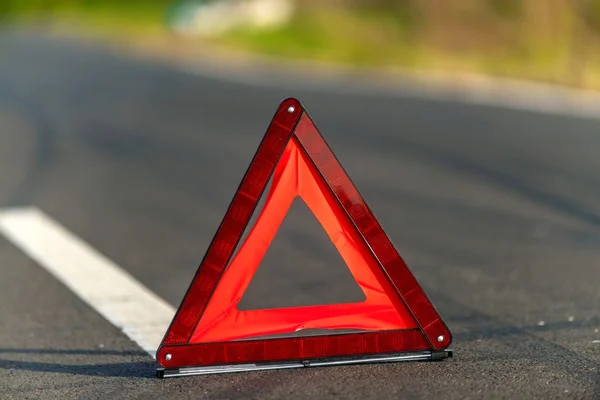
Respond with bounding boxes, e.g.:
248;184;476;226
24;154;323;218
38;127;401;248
292;100;452;351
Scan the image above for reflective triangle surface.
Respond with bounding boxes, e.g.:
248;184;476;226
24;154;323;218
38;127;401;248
156;98;452;371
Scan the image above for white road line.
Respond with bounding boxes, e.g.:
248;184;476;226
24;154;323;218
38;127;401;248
0;206;175;359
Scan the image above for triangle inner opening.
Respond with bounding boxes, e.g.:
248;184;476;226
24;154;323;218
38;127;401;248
237;196;367;311
187;137;418;344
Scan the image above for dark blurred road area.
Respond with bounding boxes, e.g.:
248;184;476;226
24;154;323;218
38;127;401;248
1;28;600;399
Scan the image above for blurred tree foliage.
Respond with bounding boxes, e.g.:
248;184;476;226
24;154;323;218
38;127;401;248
0;0;172;13
0;0;174;22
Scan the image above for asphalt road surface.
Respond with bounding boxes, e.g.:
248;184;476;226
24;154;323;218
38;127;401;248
2;28;600;399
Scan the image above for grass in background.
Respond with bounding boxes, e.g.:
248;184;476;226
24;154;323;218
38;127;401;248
216;6;423;68
218;0;600;89
4;0;600;90
215;0;600;90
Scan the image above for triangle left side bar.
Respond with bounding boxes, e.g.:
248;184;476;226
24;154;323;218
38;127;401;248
158;98;303;348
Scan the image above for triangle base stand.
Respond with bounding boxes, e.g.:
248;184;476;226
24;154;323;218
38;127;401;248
156;349;453;378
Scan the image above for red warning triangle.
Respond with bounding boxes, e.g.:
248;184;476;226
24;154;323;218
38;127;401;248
156;98;452;377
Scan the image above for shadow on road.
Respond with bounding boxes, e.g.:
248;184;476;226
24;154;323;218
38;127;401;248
0;348;156;379
0;348;148;356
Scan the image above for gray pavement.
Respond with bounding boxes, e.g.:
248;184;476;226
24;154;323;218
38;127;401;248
1;28;600;399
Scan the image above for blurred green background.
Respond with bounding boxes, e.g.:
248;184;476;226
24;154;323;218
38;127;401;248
3;0;600;90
